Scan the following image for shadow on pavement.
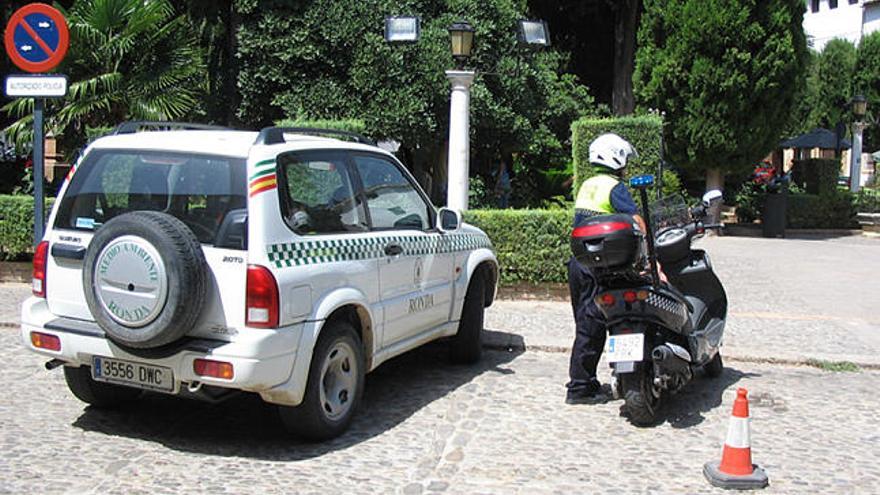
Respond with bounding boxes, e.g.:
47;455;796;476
656;366;759;429
71;337;524;460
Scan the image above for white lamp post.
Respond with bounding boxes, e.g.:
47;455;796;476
849;94;867;192
446;21;476;211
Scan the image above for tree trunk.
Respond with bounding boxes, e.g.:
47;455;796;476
705;167;724;226
610;0;639;116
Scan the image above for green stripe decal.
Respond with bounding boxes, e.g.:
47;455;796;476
249;168;276;181
266;233;492;268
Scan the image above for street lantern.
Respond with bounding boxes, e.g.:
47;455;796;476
852;94;867;120
384;16;420;43
517;20;550;46
448;21;475;65
849;94;868;192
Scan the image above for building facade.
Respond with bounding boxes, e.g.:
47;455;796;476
804;0;880;51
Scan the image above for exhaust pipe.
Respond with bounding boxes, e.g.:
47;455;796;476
44;359;66;370
652;344;692;391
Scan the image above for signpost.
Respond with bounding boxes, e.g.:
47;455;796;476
3;3;69;245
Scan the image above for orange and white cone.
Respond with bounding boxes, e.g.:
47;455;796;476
703;388;769;490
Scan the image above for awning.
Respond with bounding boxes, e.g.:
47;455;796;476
779;128;851;150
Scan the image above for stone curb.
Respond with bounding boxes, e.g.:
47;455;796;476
482;339;880;371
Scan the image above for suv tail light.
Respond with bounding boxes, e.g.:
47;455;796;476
246;264;279;328
32;241;49;298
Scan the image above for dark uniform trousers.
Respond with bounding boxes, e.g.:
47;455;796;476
566;256;607;395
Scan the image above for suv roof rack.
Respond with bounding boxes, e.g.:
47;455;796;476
254;126;376;146
111;121;232;135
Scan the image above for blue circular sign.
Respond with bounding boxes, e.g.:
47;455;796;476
4;3;70;73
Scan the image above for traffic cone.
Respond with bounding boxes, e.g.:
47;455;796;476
703;388;769;490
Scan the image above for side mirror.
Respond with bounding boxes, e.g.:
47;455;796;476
702;190;723;207
438;207;461;232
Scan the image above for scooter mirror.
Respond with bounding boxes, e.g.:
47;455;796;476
702;190;723;207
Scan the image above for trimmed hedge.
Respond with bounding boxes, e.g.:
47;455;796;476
571;115;663;194
786;192;856;229
465;209;570;284
0;195;53;260
791;158;840;196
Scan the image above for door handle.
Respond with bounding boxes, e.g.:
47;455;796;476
384;243;403;256
51;243;86;260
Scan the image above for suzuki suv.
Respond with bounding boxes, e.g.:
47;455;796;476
21;122;497;440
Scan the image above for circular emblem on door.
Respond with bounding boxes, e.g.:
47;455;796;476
94;235;168;328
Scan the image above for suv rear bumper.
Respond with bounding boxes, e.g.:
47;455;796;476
20;297;304;404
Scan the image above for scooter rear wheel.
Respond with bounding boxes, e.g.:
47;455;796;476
704;352;723;378
620;368;662;426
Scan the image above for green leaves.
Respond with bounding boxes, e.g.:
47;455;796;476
635;0;809;178
3;0;205;156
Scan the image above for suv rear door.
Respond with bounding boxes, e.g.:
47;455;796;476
47;149;249;339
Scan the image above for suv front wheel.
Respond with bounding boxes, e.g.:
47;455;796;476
449;273;486;364
278;320;365;441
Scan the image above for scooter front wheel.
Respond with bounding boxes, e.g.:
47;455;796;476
620;367;662;426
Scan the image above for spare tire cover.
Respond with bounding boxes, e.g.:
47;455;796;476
83;211;208;349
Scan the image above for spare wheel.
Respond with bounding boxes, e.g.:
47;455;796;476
83;211;208;349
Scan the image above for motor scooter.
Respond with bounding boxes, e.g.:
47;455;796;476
570;174;727;425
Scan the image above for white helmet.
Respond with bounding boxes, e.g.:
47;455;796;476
588;133;638;171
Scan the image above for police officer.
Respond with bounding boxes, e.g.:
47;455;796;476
565;133;647;405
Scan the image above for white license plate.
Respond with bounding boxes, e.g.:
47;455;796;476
606;333;645;363
91;356;174;393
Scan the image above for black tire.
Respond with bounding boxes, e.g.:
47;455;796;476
278;320;365;441
63;365;141;407
704;351;723;378
449;272;486;364
83;211;208;349
620;368;662;426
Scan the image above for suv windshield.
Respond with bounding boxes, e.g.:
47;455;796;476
55;149;247;245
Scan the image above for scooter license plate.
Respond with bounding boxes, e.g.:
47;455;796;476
606;334;644;363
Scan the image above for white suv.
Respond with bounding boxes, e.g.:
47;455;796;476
21;123;497;440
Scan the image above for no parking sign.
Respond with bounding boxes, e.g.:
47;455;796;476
3;3;71;245
4;2;69;73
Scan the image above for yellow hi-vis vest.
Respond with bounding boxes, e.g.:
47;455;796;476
574;174;620;214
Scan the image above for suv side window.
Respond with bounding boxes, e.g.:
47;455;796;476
277;151;367;234
353;154;431;231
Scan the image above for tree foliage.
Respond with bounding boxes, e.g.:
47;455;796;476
805;39;857;132
855;31;880;150
2;0;205;154
234;0;594;205
634;0;809;180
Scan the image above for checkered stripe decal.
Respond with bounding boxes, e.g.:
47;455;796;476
647;292;688;321
267;233;492;268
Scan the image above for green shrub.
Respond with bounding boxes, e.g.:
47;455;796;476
734;181;765;223
464;209;571;284
0;195;53;260
571;115;663;192
791;158;841;195
274;118;367;135
855;188;880;213
787;191;856;229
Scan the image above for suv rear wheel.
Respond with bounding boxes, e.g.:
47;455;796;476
63;366;141;407
278;320;365;441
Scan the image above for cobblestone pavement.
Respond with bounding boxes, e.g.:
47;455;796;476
2;235;879;493
2;328;879;494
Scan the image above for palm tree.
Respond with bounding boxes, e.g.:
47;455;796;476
3;0;206;154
